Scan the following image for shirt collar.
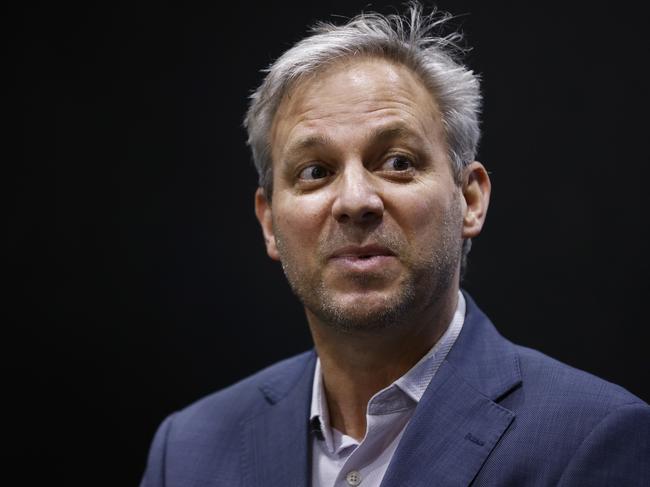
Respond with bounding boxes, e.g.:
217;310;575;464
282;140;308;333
394;292;465;402
310;291;466;447
310;359;335;452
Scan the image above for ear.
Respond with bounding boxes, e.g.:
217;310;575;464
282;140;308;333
461;161;491;239
254;187;281;261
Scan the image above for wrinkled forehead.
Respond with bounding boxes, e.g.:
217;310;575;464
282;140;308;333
269;56;445;163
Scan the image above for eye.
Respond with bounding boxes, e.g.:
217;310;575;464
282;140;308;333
382;155;414;172
298;164;331;181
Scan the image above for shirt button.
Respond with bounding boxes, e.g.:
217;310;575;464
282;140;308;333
346;470;362;486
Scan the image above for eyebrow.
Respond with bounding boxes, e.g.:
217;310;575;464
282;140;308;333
285;134;335;156
370;125;421;144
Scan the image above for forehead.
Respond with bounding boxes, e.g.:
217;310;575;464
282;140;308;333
270;57;445;162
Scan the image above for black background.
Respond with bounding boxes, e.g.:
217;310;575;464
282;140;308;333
11;1;649;485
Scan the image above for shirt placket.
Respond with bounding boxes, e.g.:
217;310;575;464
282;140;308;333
332;389;415;487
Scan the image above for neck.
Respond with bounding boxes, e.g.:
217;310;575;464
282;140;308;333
308;287;459;440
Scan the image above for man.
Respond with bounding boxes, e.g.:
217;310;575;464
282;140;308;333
141;4;650;486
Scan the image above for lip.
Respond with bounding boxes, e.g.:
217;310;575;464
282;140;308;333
329;244;395;259
328;245;397;273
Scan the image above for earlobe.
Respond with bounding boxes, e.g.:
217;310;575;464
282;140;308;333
254;188;281;261
461;161;491;239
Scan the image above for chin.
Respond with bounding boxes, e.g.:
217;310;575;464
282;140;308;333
308;288;417;333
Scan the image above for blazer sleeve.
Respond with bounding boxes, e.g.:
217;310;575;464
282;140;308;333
557;402;650;486
140;414;176;487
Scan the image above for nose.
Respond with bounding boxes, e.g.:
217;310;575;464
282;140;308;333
331;163;384;224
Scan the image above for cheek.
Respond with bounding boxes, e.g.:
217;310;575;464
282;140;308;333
388;184;461;248
273;195;330;246
389;187;444;232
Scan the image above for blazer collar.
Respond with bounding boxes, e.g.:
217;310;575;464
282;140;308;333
380;291;522;487
446;291;522;401
241;351;316;487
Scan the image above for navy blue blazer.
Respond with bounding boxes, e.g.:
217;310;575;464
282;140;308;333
141;293;650;486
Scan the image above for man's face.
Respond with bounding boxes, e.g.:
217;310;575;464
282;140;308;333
256;58;476;331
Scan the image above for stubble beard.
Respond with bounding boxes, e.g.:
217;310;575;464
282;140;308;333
275;202;463;334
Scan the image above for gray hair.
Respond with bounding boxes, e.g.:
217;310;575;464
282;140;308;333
244;2;482;277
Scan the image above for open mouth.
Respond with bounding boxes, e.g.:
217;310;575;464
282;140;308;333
329;245;395;262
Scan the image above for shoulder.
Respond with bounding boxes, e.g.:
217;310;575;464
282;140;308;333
460;292;646;411
513;343;646;411
172;349;316;430
139;350;316;487
497;340;648;442
459;298;650;484
508;346;650;484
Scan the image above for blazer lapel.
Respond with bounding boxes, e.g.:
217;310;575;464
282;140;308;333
241;351;316;487
381;292;522;487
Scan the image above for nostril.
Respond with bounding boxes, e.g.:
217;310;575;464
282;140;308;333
337;214;350;224
331;187;384;223
361;210;382;221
